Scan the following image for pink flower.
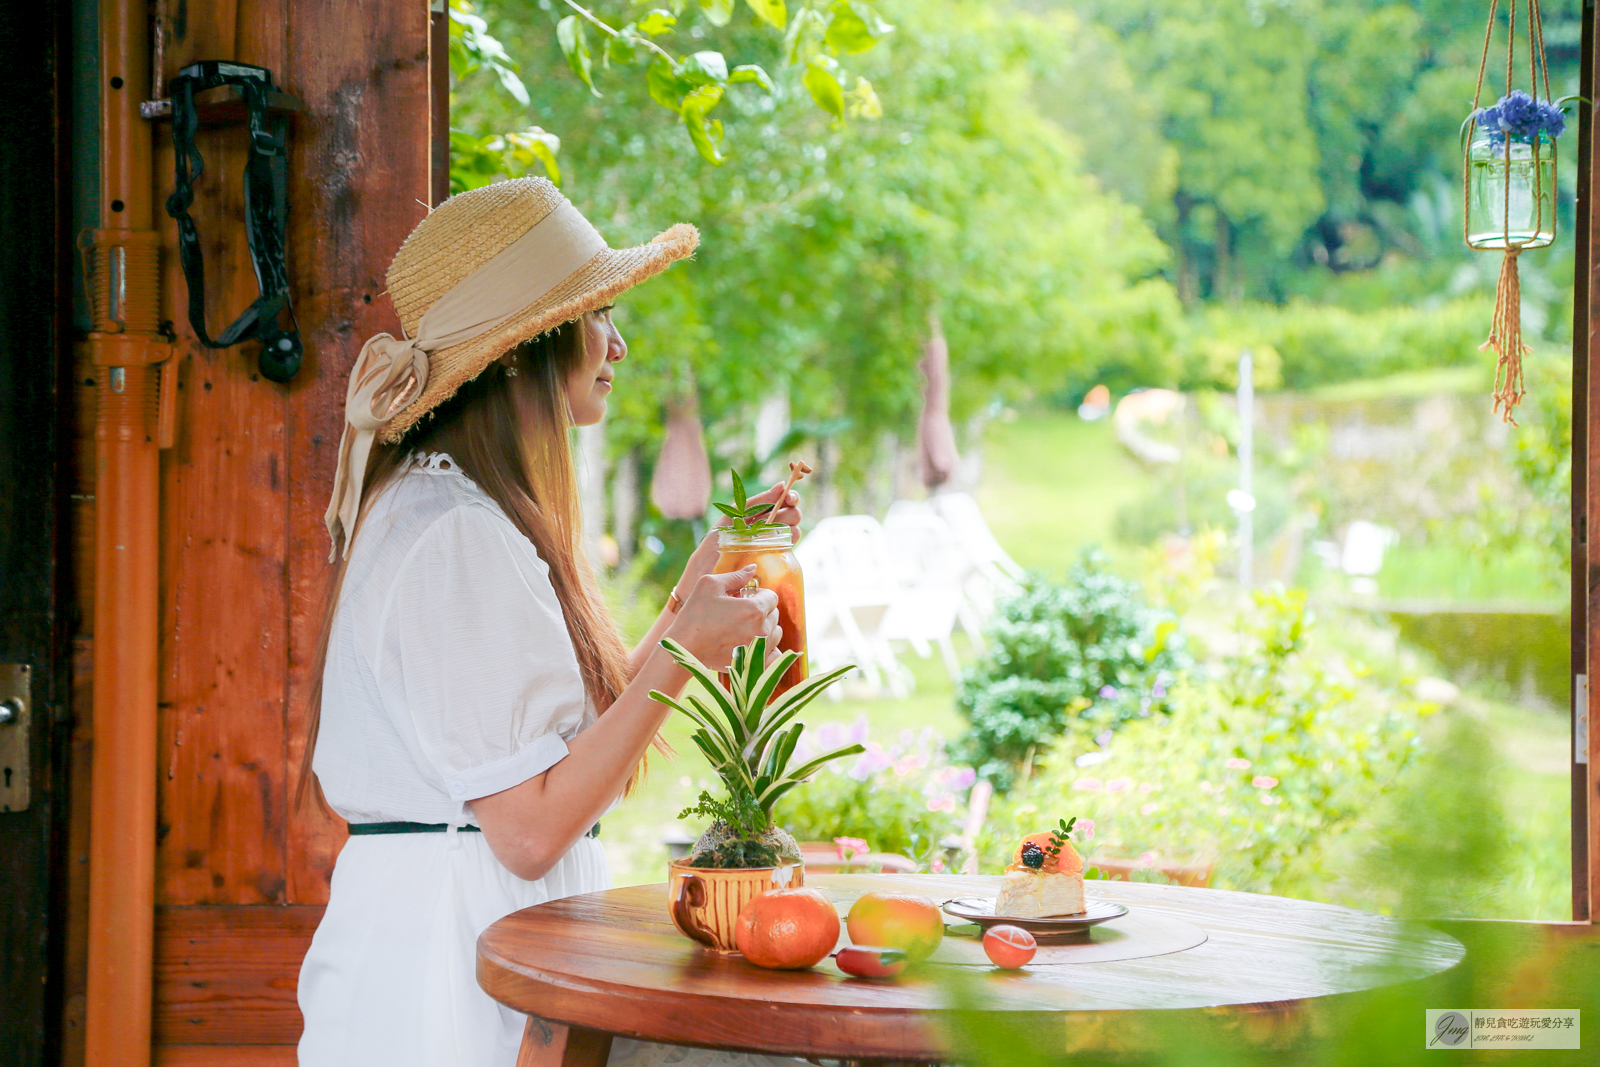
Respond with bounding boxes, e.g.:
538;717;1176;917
834;836;869;861
1077;819;1095;841
1140;803;1158;816
1107;777;1133;793
926;795;956;813
1138;781;1155;794
1199;780;1215;794
894;755;921;776
1252;775;1279;789
930;856;946;873
1224;757;1252;771
1073;777;1104;792
848;745;894;781
1139;852;1156;867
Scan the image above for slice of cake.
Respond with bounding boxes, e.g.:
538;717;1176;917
995;819;1086;918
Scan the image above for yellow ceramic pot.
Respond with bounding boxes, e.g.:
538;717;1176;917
667;858;804;954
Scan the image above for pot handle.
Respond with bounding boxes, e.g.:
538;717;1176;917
672;873;716;948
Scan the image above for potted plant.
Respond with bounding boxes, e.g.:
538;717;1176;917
650;636;861;953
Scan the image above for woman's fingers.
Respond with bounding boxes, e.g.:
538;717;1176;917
700;566;756;597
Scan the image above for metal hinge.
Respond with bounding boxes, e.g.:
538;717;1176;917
1578;673;1590;766
0;664;31;811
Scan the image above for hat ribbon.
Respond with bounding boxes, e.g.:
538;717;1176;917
325;198;609;558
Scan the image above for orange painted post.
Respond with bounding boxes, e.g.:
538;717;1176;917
84;0;172;1063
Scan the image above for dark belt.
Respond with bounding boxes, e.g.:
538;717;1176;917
347;821;600;838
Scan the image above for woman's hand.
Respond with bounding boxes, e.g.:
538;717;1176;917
675;482;805;595
663;566;781;670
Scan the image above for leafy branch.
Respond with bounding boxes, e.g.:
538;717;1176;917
546;0;891;164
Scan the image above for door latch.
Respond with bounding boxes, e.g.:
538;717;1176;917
0;664;30;812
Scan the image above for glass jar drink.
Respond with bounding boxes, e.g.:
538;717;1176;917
1466;131;1557;249
712;526;807;698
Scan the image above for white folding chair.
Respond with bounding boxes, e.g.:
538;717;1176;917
927;492;1023;641
795;516;909;698
881;505;968;679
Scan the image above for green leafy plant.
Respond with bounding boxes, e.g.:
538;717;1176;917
650;636;861;868
711;469;787;535
989;589;1429;898
955;551;1184;790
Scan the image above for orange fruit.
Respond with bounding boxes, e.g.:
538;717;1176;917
845;891;944;963
734;888;840;970
983;924;1037;969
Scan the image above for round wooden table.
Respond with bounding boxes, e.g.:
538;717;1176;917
477;873;1464;1066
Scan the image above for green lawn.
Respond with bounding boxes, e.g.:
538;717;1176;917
974;412;1152;575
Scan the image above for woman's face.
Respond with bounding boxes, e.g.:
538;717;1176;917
565;307;625;427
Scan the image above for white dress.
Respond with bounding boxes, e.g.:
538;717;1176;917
297;453;794;1067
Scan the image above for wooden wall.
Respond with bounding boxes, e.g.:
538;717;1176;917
66;1;433;1061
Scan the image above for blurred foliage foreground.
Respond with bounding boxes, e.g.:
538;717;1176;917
941;922;1598;1067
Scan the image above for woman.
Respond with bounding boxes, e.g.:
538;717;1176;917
297;178;801;1066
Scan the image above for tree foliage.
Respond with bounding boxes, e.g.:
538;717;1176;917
456;0;1176;499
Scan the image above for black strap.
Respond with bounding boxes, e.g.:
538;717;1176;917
164;60;302;382
348;821;601;838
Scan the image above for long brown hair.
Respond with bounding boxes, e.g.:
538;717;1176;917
299;321;654;806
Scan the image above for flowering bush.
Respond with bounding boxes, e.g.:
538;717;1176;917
982;589;1432;896
781;719;976;868
1473;90;1567;144
954;552;1184;789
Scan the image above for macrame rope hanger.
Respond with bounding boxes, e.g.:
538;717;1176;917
1465;0;1554;425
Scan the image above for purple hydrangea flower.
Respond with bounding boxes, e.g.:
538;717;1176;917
1098;684;1118;699
1539;100;1566;139
1476;91;1565;144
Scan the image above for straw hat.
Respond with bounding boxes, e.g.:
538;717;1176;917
378;177;698;442
323;177;698;559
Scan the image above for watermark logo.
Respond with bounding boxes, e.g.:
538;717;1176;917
1430;1012;1470;1047
1425;1010;1580;1050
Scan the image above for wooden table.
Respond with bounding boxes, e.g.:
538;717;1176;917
477;873;1464;1066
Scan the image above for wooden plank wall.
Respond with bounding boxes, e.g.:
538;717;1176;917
66;0;432;1061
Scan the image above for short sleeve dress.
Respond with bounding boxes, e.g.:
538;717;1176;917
297;452;610;1066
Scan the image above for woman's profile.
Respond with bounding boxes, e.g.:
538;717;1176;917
297;178;804;1067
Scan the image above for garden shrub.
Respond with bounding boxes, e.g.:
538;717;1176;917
983;589;1431;897
781;720;973;867
1181;298;1487;392
954;551;1184;789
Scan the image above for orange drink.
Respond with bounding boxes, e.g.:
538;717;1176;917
712;527;807;697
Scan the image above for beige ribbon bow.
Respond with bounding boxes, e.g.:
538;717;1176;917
323;335;431;560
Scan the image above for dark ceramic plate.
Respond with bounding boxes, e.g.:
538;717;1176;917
941;897;1129;944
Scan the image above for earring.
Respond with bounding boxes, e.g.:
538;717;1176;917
505;364;518;377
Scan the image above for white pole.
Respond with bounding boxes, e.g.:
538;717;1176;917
1237;349;1253;588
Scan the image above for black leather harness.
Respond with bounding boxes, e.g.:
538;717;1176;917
164;60;303;382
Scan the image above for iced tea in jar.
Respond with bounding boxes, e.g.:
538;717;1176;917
712;526;807;697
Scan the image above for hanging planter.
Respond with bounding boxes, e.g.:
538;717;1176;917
1462;0;1569;424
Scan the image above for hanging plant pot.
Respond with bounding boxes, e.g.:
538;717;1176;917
1466;128;1556;251
1460;0;1571;425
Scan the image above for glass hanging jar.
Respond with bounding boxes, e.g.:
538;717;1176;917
1466;130;1556;250
712;526;808;698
